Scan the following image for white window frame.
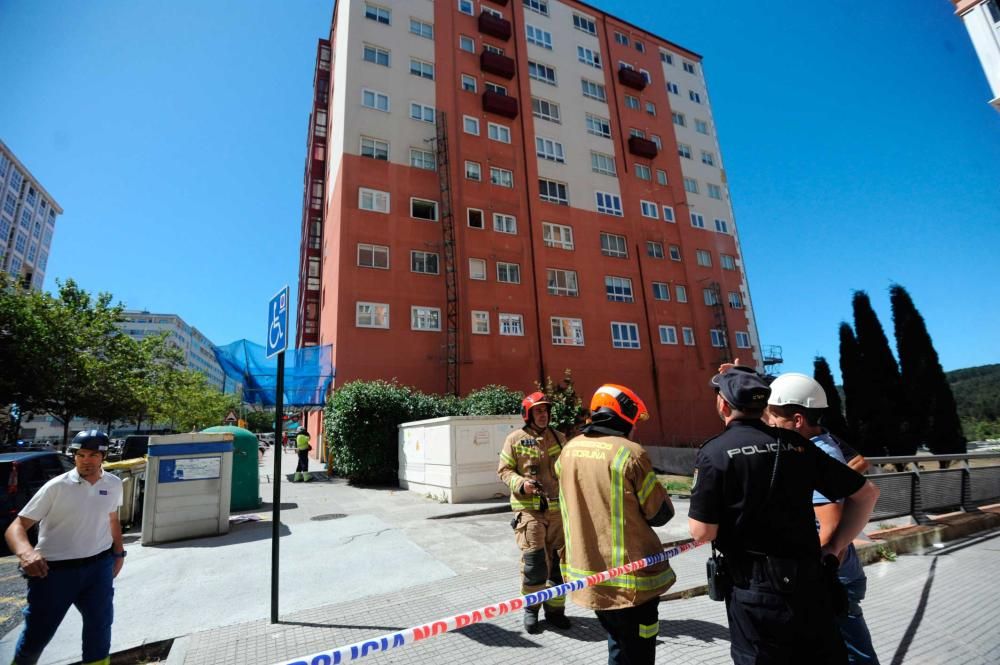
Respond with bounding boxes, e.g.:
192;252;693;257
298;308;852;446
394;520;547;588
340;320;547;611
678;143;692;159
667;81;679;94
710;329;727;348
532;97;561;123
488;122;511;143
458;0;475;16
702;151;716;166
409;147;436;171
669;245;682;261
696;249;712;267
469;257;487;280
362;88;390;112
624;94;640;110
652;282;670;301
676;285;688;303
573;14;597;35
467;208;485;229
546;268;579;297
364;3;391;25
662;205;675;222
410;198;439;221
499;313;525;336
703;288;720;306
590;151;616;176
490;166;514;188
542;222;574;250
691;212;706;228
551;317;585;346
526;24;553;49
461;74;477;92
635;164;651;181
410;250;440;275
410;18;433;39
595;191;623;217
721;254;737;270
538;178;568;205
409;102;435;123
357;243;389;270
528;61;557;85
459;35;476;52
695;119;709;134
672;111;685;126
581;78;607;101
682;327;695;346
359;187;390;213
411;306;442;332
535;136;565;162
493;212;517;234
659;325;678;345
472;310;490;335
577;46;602;68
360;136;389;160
600;232;628;258
605;276;634;303
465;160;482;181
524;0;549;17
611;322;641;349
715;218;729;234
585;113;611;138
684;178;699;194
409;57;435;80
690;90;702;103
496;261;521;284
729;292;743;309
363;44;390;67
356;301;390;329
646;241;664;259
463;115;480;135
735;331;751;349
640;200;658;219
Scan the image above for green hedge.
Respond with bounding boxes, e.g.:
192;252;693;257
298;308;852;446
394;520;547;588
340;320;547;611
324;381;522;484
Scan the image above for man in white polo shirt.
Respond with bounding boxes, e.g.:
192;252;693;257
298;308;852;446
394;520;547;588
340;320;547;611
5;429;126;665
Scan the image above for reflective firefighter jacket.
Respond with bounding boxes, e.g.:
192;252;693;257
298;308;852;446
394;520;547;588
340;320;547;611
498;426;565;513
556;433;675;610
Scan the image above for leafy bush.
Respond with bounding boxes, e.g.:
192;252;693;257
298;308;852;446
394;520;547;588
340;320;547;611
462;385;523;416
538;369;587;437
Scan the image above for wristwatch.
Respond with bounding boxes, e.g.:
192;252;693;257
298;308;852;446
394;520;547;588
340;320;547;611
112;550;127;559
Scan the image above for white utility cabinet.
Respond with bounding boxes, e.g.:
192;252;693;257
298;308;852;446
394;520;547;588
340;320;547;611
398;415;522;503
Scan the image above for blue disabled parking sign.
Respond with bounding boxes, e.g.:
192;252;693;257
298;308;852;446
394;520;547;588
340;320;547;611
266;285;289;359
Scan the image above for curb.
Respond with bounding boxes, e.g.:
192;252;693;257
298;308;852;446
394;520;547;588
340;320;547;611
426;504;510;520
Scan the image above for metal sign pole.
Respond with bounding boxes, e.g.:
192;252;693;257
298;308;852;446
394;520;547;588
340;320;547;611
270;350;285;624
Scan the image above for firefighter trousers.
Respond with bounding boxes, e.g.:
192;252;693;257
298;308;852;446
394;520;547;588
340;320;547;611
513;508;565;610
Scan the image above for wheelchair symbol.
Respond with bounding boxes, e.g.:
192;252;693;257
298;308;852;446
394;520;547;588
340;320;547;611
269;301;284;348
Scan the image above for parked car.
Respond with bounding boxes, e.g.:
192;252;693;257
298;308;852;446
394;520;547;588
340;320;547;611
0;451;74;553
120;435;150;460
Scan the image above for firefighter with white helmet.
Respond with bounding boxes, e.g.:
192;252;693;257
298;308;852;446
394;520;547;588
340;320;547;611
556;384;675;665
293;425;312;482
497;391;571;634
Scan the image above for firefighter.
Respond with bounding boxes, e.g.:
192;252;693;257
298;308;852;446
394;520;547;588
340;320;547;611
557;385;675;665
498;391;571;634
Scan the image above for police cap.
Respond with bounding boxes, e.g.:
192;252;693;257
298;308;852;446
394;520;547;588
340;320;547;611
710;366;771;410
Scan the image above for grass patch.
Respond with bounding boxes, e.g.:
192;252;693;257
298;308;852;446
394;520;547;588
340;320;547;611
875;542;897;562
658;475;693;495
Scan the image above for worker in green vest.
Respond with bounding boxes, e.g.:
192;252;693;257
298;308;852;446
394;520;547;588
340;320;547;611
293;426;312;482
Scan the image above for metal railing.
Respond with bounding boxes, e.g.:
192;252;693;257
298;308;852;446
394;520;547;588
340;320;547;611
865;453;1000;524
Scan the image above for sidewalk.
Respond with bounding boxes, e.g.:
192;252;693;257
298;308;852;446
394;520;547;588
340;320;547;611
2;446;997;664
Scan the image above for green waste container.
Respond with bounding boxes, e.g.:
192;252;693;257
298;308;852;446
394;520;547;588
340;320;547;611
202;425;261;511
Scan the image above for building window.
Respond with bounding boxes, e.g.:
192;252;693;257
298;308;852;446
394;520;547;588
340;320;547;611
660;50;674;64
483;43;505;55
497;261;521;284
701;151;716;167
459;35;476;52
493;212;517;234
659;325;678;345
410;18;433;39
614;31;629;46
524;0;549;17
667;81;679;94
581;79;607;101
458;0;475;16
410;198;438;221
646;241;664;259
682;327;695;346
624;94;640;110
410;148;436;171
695;119;710;135
611;322;640;349
605;276;634;303
472;310;490;334
640;201;658;219
488;122;512;143
551;317;585;346
359;188;390;213
362;88;390;112
729;292;743;309
543;222;574;250
672;111;685;126
536;136;565;162
526;24;553;49
409;102;435;122
676;285;688;303
482;6;503;18
652;282;670;301
528;61;557;85
689;90;702;103
539;178;568;205
591;151;616;176
585;113;611;138
696;249;712;267
490;167;514;188
662;205;675;222
469;257;487;279
573;14;597;35
363;44;390;67
463;115;480;135
684;178;699;194
683;61;697;74
500;313;524;336
411;250;440;274
547;268;579;296
678;143;692;159
635;164;651;181
360;136;389;160
595;192;623;216
465;161;482;181
357;243;389;269
669;245;681;261
364;3;391;25
703;288;720;306
485;81;507;95
411;307;442;331
468;208;485;229
735;331;751;348
532;97;561;123
630;128;645;138
577;46;602;68
461;74;477;92
655;169;668;186
357;302;389;329
691;212;706;228
710;329;727;348
600;232;628;258
715;218;729;234
721;254;736;270
707;184;723;200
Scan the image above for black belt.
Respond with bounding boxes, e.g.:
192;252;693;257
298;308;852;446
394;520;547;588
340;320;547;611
725;551;822;592
46;547;113;570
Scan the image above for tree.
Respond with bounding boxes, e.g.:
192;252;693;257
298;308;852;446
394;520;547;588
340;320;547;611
537;369;586;437
244;409;276;433
813;356;849;440
851;291;908;455
890;284;966;454
838;323;867;451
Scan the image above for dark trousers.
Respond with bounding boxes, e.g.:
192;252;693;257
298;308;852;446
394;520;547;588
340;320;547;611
296;448;309;473
14;554;115;665
594;598;659;665
726;559;847;665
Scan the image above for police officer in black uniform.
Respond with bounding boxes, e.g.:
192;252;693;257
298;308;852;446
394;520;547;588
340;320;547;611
688;366;880;665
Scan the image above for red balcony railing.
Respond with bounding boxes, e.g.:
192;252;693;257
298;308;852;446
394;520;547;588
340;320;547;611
478;12;512;41
482;90;518;118
628;136;658;159
618;67;647;91
480;50;515;79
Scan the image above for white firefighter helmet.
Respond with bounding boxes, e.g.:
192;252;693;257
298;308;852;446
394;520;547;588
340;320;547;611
767;372;829;409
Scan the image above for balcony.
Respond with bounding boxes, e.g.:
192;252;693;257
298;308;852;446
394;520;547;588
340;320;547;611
618;66;647;91
488;0;509;4
482;90;518;119
628;136;658;159
480;50;515;79
478;12;511;41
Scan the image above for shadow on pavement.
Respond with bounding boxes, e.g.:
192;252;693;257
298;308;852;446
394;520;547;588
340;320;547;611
148;520;292;549
251;502;299;512
455;622;544;648
889;556;938;665
660;618;731;643
279;620;404;632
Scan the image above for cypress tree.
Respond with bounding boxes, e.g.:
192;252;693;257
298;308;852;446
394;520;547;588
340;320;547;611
852;291;908;455
813;356;850;440
890;284;966;454
838;323;870;453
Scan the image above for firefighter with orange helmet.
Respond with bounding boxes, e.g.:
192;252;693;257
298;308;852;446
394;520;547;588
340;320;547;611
556;384;676;665
497;391;571;634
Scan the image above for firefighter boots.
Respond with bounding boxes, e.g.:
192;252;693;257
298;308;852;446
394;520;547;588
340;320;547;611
524;606;542;634
545;607;571;630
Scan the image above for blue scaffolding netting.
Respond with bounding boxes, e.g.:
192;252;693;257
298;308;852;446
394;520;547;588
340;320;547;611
213;339;335;408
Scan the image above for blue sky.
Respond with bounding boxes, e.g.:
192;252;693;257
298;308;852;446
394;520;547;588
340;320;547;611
1;0;997;381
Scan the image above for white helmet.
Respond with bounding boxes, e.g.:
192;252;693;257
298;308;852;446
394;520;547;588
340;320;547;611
767;373;829;408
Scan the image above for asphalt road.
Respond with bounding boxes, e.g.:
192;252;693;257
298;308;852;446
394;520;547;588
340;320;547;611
0;555;26;638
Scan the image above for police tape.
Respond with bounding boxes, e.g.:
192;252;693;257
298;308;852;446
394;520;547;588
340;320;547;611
273;540;704;665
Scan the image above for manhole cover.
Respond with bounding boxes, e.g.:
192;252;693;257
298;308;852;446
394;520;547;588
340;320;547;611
311;513;347;521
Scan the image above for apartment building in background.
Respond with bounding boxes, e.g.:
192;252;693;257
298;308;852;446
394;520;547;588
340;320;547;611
953;0;1000;111
119;311;228;391
296;0;762;445
0;140;62;290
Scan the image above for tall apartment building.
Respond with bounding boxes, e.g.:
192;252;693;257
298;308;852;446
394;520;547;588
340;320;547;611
119;311;228;391
0;140;63;290
296;0;761;445
953;0;1000;111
